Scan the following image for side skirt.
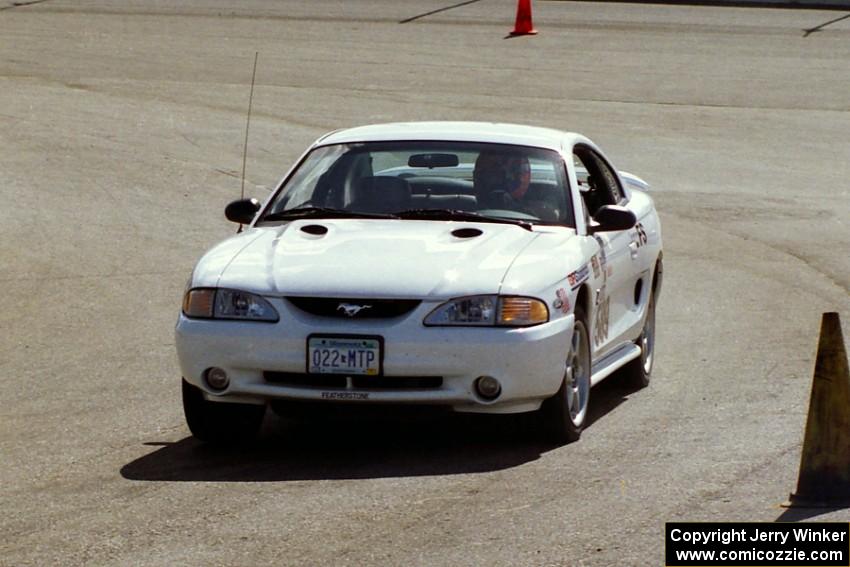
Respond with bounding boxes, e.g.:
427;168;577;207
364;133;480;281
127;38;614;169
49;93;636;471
590;342;641;386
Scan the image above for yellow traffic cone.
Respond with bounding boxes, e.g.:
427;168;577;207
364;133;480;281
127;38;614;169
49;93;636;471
785;312;850;507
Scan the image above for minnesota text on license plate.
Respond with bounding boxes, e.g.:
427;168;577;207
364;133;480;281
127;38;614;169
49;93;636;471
308;337;381;375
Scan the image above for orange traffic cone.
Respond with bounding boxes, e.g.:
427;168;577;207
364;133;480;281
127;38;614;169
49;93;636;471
510;0;537;36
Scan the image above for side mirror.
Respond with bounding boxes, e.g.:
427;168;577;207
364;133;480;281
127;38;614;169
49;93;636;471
588;205;637;234
225;198;261;225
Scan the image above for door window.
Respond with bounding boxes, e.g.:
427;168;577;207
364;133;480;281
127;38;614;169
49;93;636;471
573;146;625;218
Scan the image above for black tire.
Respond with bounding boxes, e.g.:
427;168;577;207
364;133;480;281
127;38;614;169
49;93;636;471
538;305;592;444
182;379;265;444
623;292;656;389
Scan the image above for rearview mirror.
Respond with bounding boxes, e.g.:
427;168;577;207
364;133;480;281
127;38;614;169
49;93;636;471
408;153;459;168
225;198;261;224
588;205;637;234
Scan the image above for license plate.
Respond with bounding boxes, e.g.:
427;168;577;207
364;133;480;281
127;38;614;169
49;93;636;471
307;336;382;375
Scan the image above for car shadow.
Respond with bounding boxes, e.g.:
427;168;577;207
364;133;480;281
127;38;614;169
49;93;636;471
120;376;641;483
585;372;640;429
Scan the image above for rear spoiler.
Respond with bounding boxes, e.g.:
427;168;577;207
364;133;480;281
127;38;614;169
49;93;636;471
619;171;650;192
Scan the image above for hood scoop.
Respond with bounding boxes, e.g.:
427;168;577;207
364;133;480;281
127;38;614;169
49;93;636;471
300;224;329;236
451;227;483;239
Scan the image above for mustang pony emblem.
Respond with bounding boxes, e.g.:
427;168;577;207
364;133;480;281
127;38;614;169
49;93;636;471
337;303;372;317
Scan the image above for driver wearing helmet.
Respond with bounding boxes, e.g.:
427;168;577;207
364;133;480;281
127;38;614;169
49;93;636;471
473;150;559;221
473;150;531;209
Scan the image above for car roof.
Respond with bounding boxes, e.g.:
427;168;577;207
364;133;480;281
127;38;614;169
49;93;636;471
315;121;582;152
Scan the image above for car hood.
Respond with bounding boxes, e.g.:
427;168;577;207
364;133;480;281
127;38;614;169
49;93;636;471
193;219;553;298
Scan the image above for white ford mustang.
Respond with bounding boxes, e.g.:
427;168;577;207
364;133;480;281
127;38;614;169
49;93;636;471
176;122;663;444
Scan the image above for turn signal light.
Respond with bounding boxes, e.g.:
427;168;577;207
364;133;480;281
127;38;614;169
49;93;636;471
183;288;215;318
498;297;549;326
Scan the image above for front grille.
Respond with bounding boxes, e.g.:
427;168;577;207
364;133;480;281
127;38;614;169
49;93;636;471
264;372;442;391
286;297;421;319
265;372;346;388
351;375;442;390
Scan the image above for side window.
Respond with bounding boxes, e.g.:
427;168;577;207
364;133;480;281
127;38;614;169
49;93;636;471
595;156;624;204
573;146;623;218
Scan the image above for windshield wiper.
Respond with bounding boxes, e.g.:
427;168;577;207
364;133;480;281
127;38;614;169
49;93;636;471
395;209;533;231
260;206;397;222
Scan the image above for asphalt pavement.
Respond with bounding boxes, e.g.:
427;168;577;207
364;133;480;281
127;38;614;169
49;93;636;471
1;1;849;565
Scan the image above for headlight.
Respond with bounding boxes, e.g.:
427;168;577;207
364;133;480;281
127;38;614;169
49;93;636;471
424;295;497;326
424;295;548;327
182;288;279;322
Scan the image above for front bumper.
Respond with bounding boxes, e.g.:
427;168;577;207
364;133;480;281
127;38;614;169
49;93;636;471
175;298;573;414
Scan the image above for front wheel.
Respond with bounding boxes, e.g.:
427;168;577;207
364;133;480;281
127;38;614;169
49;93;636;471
182;379;265;444
538;306;591;444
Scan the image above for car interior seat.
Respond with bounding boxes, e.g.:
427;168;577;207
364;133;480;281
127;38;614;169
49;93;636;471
350;176;411;213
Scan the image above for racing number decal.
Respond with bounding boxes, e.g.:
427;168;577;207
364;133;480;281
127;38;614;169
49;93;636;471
594;294;610;346
633;223;648;248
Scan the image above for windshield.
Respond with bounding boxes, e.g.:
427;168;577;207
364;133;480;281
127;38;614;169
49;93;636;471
258;141;574;226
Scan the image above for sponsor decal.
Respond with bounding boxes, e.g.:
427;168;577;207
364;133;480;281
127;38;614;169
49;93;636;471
633;223;648;248
593;235;608;267
590;255;601;279
594;294;610;346
321;392;370;400
567;264;590;289
553;288;570;314
592;235;609;283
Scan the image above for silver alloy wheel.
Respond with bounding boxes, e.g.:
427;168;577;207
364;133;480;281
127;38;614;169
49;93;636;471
566;320;591;425
640;297;656;375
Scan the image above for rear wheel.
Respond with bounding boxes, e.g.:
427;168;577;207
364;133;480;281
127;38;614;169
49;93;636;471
623;292;656;388
538;306;591;444
182;379;265;443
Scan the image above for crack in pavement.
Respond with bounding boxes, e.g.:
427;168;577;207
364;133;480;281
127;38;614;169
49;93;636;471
804;12;850;36
0;0;52;11
399;0;481;24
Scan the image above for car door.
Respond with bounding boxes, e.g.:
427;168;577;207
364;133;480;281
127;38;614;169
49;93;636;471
573;145;634;357
619;173;660;339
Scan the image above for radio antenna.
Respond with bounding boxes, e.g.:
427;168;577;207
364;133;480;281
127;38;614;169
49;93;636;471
240;51;259;202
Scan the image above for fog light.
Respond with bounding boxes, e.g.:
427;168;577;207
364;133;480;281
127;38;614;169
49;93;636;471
475;376;501;400
205;367;229;391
